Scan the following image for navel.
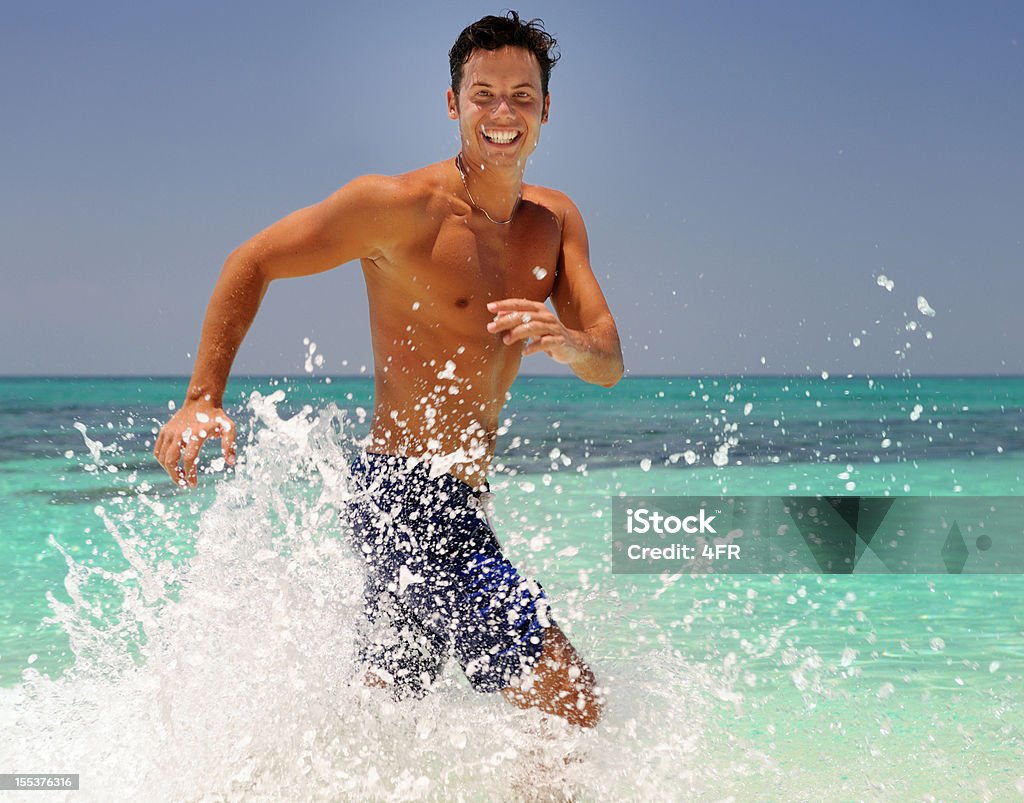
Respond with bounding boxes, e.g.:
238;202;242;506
454;297;470;309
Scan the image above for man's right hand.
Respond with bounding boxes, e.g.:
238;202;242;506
153;399;237;488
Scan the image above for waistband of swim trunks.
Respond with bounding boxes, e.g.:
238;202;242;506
354;451;490;499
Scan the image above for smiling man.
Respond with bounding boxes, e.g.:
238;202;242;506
154;11;622;728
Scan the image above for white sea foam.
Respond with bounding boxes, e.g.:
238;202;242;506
1;391;764;801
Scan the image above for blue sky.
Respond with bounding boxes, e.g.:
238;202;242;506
2;1;1021;376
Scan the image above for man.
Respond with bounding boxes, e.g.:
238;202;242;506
154;11;622;729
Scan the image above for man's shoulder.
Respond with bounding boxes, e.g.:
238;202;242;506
395;160;451;185
340;162;450;215
338;171;420;206
523;184;584;232
525;184;579;215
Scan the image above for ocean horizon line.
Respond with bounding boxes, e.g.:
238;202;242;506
0;372;1022;381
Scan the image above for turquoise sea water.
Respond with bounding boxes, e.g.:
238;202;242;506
1;375;1022;800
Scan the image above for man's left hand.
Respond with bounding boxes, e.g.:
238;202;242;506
486;299;582;364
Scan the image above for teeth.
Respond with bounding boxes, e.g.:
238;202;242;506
482;128;518;144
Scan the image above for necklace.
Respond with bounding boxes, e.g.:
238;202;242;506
455;153;521;225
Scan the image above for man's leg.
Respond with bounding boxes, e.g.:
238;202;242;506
502;624;603;728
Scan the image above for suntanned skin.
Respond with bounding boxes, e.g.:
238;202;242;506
154;45;622;729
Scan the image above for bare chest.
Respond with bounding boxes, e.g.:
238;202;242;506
376;200;562;317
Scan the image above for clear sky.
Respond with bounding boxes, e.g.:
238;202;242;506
2;1;1021;376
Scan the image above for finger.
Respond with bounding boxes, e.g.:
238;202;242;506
487;313;524;334
487;310;554;335
502;320;556;345
157;424;181;466
522;335;557;357
487;311;535;333
486;299;545;314
217;417;237;466
158;435;184;483
181;433;205;488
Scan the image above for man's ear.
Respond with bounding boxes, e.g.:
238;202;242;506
447;87;459;120
542;93;550;124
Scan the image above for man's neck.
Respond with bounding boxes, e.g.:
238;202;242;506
456;153;524;222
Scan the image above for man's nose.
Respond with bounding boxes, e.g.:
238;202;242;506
492;95;514;117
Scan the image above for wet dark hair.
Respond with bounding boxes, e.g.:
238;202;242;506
449;11;560;99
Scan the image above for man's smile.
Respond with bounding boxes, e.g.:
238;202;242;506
481;126;521;145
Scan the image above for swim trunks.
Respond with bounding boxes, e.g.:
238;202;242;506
344;452;551;698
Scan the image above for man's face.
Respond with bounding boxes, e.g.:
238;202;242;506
447;45;550;170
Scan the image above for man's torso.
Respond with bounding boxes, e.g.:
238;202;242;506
359;160;567;487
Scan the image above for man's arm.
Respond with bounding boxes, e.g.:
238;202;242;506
154;175;404;486
487;197;624;387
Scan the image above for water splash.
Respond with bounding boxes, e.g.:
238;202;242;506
2;391;763;801
302;337;325;374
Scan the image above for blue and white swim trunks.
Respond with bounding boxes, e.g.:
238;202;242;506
345;452;551;698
